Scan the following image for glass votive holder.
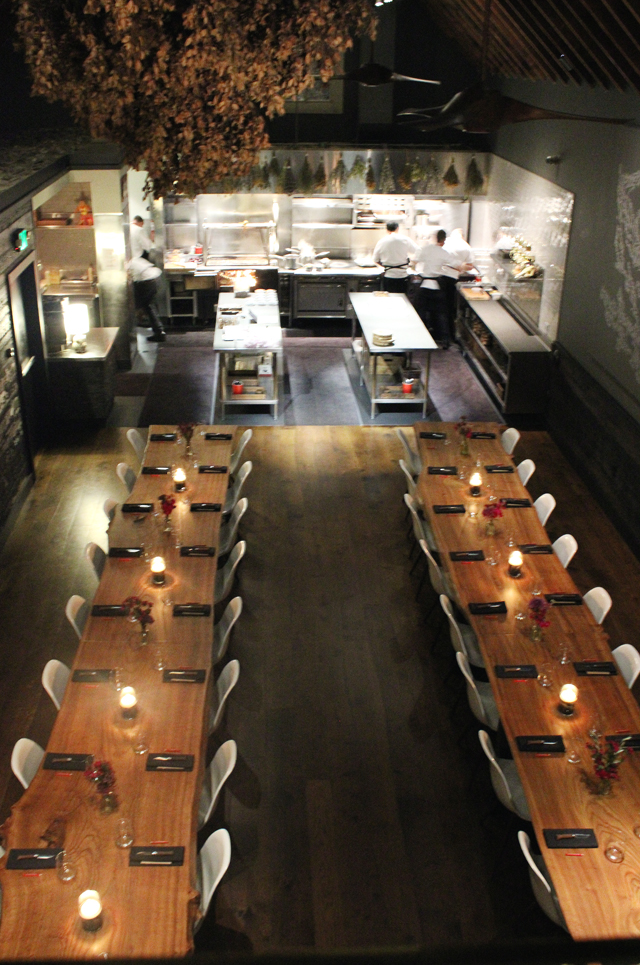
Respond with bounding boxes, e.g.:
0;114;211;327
604;844;624;863
133;732;149;756
115;817;134;849
56;849;77;882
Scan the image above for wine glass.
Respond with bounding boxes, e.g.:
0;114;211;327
115;818;134;849
56;850;77;882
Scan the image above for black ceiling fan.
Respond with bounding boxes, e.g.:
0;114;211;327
336;62;441;86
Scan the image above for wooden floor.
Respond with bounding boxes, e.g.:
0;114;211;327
0;426;639;954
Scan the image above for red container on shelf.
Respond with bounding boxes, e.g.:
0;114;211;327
232;381;244;395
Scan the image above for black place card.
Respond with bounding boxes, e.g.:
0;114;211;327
141;466;171;475
516;735;565;753
420;431;446;440
129;846;184;867
470;431;496;439
545;593;583;606
122;503;153;514
150;433;176;442
468;601;507;615
205;432;233;441
198;465;228;474
180;545;216;557
433;504;465;514
44;753;92;771
485;464;515;473
575;661;618;676
495;664;537;679
91;604;127;617
519;544;553;555
449;550;484;562
605;733;640;749
109;547;143;559
190;502;222;512
72;669;112;683
163;668;206;683
173;604;211;617
502;498;532;508
146;753;194;772
428;466;457;475
543;828;597;849
7;849;61;870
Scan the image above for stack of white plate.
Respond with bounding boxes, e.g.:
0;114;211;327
372;330;394;347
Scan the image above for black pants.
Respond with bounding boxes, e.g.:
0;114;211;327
437;275;458;341
414;285;449;343
382;276;407;294
134;278;165;336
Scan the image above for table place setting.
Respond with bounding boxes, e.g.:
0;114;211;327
545;593;583;606
574;661;618;676
141;466;171;475
543;828;598;849
180;545;216;557
449;550;485;562
163;669;206;683
605;733;640;749
149;433;177;442
420;431;446;440
91;604;128;617
108;547;143;558
198;465;228;474
122;502;154;513
6;849;62;870
484;464;515;473
172;604;211;617
204;432;233;440
516;735;565;753
494;664;538;679
190;502;222;512
433;504;465;514
146;753;194;772
470;431;496;439
428;466;457;475
43;753;92;771
519;543;553;554
501;498;532;509
72;669;113;683
129;846;184;867
468;601;507;615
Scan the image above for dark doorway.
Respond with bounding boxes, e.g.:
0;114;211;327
7;252;50;464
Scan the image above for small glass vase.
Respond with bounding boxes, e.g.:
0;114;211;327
99;792;118;815
139;624;149;646
163;515;172;534
529;622;543;643
485;519;496;537
582;774;613;797
459;437;470;457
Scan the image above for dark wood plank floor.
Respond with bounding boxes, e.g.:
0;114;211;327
0;426;638;954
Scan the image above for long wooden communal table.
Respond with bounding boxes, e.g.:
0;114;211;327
415;422;640;942
0;426;237;959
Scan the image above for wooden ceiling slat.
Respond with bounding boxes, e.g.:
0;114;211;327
526;0;618;90
600;0;640;55
496;1;570;85
548;0;629;91
573;0;640;87
489;2;554;81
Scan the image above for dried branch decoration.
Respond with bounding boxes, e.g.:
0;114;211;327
15;0;376;197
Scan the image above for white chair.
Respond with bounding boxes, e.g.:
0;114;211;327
65;595;89;639
116;462;137;495
456;651;499;730
214;542;246;605
11;738;45;790
209;660;240;734
223;462;252;518
198;741;237;828
218;498;248;557
534;493;556;527
612;644;640;689
229;429;253;478
85;541;107;580
583;586;612;625
518;831;567;930
213;597;243;664
479;730;531;821
405;493;437;553
126;428;146;463
194;828;232;932
516;458;535;487
419;540;457;604
399;459;417;500
552;534;578;569
395;428;422;477
103;498;118;524
440;595;484;668
501;427;520;455
41;659;70;711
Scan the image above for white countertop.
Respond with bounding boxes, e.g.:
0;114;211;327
213;324;282;353
217;292;280;326
349;293;437;352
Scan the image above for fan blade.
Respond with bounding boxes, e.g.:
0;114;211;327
391;73;441;85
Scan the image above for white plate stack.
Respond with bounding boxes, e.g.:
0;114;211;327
372;329;394;347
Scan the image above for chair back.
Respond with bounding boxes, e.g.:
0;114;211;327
11;738;44;790
534;493;556;527
215;542;246;605
456;652;495;729
210;660;240;733
501;427;520;455
85;541;107;580
518;831;566;929
198;828;232;921
219;498;248;557
116;462;136;495
612;644;640;689
213;597;243;664
404;493;424;546
42;659;70;711
583;586;612;625
103;498;118;524
199;740;237;828
419;539;445;596
440;595;467;657
225;461;253;515
126;428;146;463
478;729;514;812
516;458;535;487
229;429;253;477
552;534;578;568
399;459;417;499
65;595;89;639
395;428;422;476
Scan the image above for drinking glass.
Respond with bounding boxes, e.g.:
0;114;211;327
115;818;134;849
605;843;624;863
153;643;166;672
538;662;553;689
133;732;149;755
566;738;582;765
56;850;77;882
112;667;124;693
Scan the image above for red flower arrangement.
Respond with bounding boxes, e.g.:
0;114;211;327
482;501;503;520
528;596;551;629
455;417;472;439
158;493;176;518
84;759;117;798
122;596;154;628
583;734;629;795
177;422;196;446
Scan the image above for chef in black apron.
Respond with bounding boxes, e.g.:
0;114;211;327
372;222;419;293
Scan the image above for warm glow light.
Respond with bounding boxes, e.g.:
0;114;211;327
560;683;578;704
119;686;137;711
173;467;186;491
79;890;102;930
151;556;166;585
62;299;90;340
469;472;482;487
508;550;523;567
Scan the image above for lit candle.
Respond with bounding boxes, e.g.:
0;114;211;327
119;686;137;720
78;890;102;931
150;556;166;586
559;683;578;716
469;472;482;497
508;549;523;578
173;467;186;492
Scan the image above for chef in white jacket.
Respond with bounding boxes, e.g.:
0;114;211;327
130;216;155;260
413;229;465;347
373;222;419;293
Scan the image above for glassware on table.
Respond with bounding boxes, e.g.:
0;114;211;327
566;738;582;764
485;545;501;567
537;662;554;689
133;731;149;755
56;849;77;882
153;643;166;672
112;667;124;693
115;817;134;849
633;826;640;840
162;588;173;607
557;642;571;666
468;504;478;519
458;466;467;482
604;843;624;863
515;610;526;623
531;586;542;597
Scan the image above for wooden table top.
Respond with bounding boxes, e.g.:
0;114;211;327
415;421;640;941
0;426;236;959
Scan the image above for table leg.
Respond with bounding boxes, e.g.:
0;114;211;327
371;354;377;420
